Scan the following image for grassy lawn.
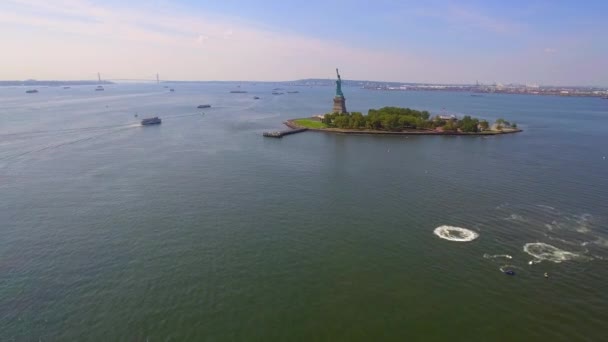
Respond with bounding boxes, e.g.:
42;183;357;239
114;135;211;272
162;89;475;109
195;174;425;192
293;118;327;129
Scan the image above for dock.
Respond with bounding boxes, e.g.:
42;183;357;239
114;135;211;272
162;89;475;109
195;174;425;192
263;128;308;138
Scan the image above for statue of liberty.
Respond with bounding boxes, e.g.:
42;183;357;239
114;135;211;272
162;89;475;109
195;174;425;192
331;68;347;113
335;68;344;97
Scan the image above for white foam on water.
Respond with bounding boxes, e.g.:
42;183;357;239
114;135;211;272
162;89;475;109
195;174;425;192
483;253;513;259
536;204;556;211
433;226;479;242
504;214;527;222
574;214;593;233
592;237;608;248
523;242;590;264
495;202;510;210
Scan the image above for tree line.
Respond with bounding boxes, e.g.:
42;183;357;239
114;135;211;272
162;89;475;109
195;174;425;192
321;106;515;132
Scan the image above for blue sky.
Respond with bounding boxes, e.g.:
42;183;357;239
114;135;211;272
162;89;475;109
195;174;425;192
1;0;607;85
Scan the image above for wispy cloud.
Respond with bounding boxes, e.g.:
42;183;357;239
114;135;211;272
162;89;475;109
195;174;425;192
0;0;434;81
0;0;605;85
413;4;524;34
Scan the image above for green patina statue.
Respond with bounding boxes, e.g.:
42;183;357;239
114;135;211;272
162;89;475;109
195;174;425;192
335;68;344;97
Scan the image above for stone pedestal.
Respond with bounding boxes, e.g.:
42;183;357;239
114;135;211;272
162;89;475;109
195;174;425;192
332;96;347;114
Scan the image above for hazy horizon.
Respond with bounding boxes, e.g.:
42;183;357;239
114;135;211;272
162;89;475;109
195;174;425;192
1;0;607;86
2;78;607;88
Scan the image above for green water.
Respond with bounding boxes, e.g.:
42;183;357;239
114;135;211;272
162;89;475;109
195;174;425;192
1;84;607;340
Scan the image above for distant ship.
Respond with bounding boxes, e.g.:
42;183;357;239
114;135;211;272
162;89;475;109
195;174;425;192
253;96;260;100
95;85;104;91
141;117;162;125
287;91;299;94
230;90;247;93
63;86;71;89
602;96;608;99
197;104;211;108
25;89;38;93
272;91;284;95
170;88;175;92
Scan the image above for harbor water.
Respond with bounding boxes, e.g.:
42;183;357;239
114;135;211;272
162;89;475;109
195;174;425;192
1;83;607;340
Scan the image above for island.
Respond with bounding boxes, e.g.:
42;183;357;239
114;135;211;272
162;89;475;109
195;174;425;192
287;107;521;135
284;69;521;136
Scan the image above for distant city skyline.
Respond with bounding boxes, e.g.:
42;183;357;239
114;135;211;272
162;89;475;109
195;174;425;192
1;0;607;86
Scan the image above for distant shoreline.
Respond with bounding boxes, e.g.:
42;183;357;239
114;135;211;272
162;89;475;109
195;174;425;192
0;80;114;87
285;119;522;136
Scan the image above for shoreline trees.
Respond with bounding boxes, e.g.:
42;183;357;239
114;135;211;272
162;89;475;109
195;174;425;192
321;107;510;133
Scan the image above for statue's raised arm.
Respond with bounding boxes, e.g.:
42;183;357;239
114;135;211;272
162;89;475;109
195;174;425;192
335;68;344;97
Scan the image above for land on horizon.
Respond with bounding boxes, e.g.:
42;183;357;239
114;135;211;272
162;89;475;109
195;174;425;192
4;78;606;98
2;78;607;89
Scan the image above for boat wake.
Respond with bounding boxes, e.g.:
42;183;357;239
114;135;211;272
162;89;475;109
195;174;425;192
504;213;527;222
483;254;513;260
433;225;479;242
0;123;138;140
499;264;521;273
0;125;138;167
523;242;590;264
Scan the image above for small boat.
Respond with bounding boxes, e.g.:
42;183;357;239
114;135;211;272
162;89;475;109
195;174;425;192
287;91;299;94
141;117;162;125
95;85;104;91
230;90;247;93
272;92;284;95
602;96;608;99
25;89;38;93
263;131;282;137
63;86;71;89
170;88;175;92
253;96;260;100
197;104;211;109
163;86;169;88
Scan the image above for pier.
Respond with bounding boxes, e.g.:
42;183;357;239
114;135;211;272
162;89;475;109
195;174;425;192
263;128;308;138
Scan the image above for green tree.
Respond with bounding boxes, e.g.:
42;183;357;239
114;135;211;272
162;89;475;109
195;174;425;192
479;120;489;130
334;115;349;128
443;121;457;131
459;115;479;132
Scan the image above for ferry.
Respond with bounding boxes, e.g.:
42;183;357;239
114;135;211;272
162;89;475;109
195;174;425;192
95;85;104;91
197;104;211;109
25;89;39;94
141;117;162;125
